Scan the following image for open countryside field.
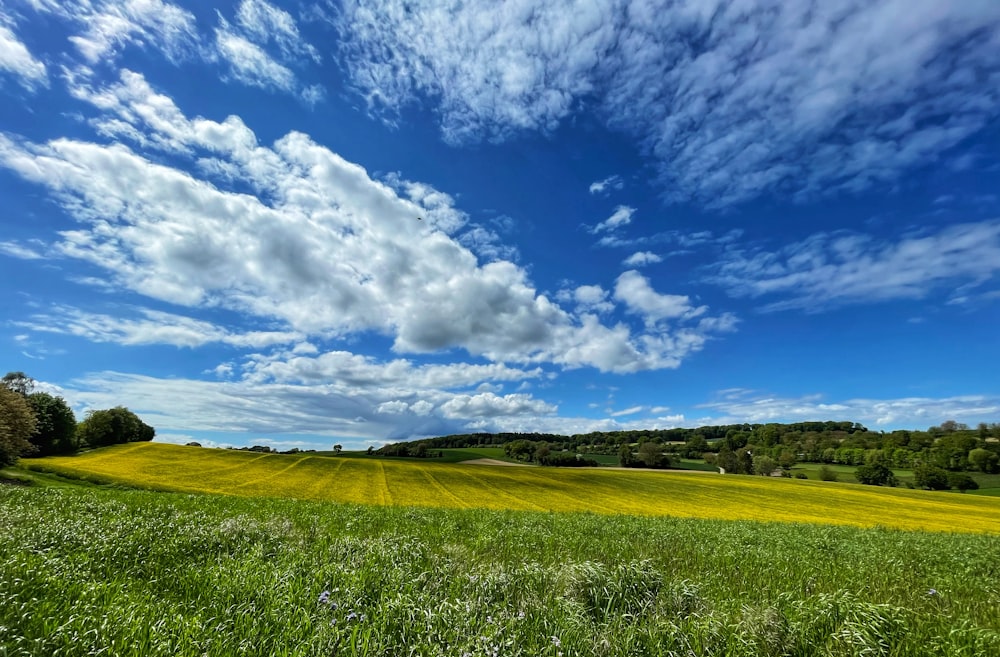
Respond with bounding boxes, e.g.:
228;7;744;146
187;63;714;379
21;442;1000;534
3;485;1000;657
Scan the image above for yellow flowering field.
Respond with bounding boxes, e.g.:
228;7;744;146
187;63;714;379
24;442;1000;533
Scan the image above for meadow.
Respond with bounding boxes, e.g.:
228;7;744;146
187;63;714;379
2;484;999;657
19;442;1000;533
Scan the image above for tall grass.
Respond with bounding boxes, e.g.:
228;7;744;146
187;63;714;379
2;485;998;656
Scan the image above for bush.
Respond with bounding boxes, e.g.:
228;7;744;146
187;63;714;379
818;466;838;482
794;472;808;479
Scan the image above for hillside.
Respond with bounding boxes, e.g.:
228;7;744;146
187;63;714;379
21;442;1000;533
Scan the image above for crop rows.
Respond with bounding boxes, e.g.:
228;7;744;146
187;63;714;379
22;443;1000;533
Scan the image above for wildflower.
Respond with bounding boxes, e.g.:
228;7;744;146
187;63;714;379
928;588;938;597
550;636;561;647
346;611;358;622
318;590;330;605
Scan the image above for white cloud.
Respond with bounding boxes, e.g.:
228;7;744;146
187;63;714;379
589;174;623;195
609;405;643;417
698;390;1000;430
241;348;543;390
335;1;1000;206
52;369;556;443
614;270;706;325
17;305;303;349
708;220;1000;311
591;205;634;234
623;251;661;267
235;0;320;64
0;70;732;374
0;239;45;260
49;0;198;64
215;26;296;94
0;19;47;89
438;392;555;419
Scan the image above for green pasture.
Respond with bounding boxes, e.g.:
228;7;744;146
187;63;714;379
2;485;998;657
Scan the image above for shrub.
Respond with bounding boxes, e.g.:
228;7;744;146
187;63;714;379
818;466;838;482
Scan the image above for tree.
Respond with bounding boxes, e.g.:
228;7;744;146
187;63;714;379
618;443;635;467
0;386;37;466
753;455;778;476
855;463;896;486
26;392;77;456
947;472;979;493
76;407;154;447
638;441;669;468
968;448;999;474
333;444;343;453
914;463;950;491
1;371;35;396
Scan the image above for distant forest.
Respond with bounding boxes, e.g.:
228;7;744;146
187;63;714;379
377;420;1000;480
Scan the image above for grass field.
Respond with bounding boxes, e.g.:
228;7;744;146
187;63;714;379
19;442;1000;534
2;484;999;657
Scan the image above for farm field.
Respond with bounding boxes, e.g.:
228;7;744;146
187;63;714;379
2;484;999;657
19;442;1000;534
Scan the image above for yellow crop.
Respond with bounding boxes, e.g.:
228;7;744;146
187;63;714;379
24;442;1000;534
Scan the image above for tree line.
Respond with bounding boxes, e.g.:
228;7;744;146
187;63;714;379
0;371;154;466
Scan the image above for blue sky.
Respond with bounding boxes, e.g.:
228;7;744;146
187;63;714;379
1;0;999;451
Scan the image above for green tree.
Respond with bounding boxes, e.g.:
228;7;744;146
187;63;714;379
618;443;635;467
77;407;154;447
947;472;978;493
968;448;999;474
855;463;896;486
914;463;950;490
333;444;343;453
26;392;77;456
638;441;669;468
753;455;778;476
1;371;35;396
0;386;37;466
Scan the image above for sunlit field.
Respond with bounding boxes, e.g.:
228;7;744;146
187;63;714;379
2;485;998;657
21;442;1000;533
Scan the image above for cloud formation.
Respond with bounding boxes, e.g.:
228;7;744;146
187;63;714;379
0;70;730;374
708;221;1000;311
0;18;47;90
335;1;1000;206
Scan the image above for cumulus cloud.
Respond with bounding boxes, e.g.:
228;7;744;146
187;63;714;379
707;220;1000;311
0;70;731;374
335;1;1000;206
0;18;47;89
623;251;661;267
614;270;706;325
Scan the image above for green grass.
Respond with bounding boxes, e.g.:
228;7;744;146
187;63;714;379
2;485;998;657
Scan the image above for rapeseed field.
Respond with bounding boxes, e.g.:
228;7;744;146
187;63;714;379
22;442;1000;533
